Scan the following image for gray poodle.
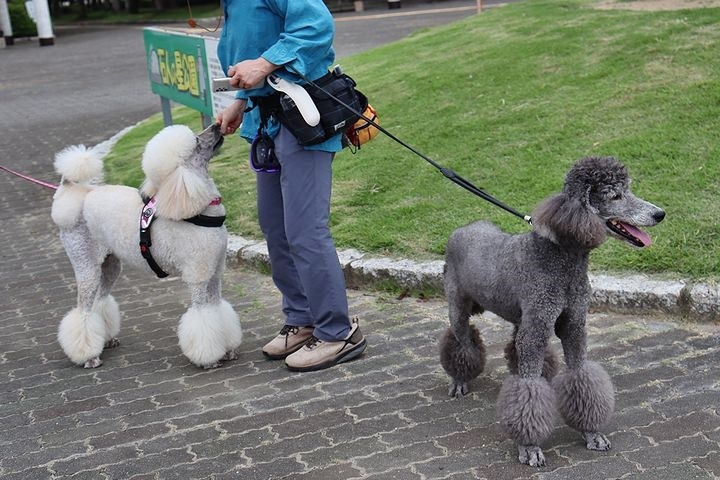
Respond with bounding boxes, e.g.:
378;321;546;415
439;156;665;467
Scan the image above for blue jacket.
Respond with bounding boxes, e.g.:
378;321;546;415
217;0;342;152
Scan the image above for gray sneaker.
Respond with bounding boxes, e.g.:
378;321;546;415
262;325;314;360
285;318;367;372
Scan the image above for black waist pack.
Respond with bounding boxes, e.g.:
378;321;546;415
274;72;365;146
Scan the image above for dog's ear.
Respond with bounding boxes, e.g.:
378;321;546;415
152;165;216;220
532;193;606;249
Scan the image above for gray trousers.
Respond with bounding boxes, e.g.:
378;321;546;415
255;126;351;342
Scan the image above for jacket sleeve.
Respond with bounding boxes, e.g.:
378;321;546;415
261;0;335;77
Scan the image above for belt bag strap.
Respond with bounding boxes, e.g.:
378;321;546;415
250;95;276;129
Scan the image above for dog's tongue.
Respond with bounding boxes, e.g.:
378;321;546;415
619;221;652;247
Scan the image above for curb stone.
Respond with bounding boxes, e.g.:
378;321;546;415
226;233;720;322
686;282;720;320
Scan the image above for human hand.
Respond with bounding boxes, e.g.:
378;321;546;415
228;58;278;89
217;99;247;135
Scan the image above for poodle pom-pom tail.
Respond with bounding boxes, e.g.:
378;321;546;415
54;145;103;183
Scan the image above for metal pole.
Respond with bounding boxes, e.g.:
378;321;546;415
32;0;54;46
0;0;14;46
161;97;173;127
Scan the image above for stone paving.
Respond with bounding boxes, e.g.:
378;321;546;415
3;249;720;479
2;4;720;479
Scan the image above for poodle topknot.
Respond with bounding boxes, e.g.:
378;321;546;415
563;156;629;198
140;124;219;221
142;124;197;187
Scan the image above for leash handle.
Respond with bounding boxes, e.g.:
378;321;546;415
285;66;532;225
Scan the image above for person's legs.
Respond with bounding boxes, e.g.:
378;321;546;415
256;148;317;359
273;126;351;342
256;165;314;328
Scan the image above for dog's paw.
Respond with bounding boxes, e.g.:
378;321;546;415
202;361;222;370
583;431;611;451
518;445;546;467
448;380;469;398
222;349;239;362
105;338;120;349
83;357;103;368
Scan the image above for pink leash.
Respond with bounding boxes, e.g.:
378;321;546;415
1;165;59;190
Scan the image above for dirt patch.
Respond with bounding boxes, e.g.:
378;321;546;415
595;0;720;11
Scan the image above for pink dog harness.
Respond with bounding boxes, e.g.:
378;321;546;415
139;195;225;278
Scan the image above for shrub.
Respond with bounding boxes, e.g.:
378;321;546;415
8;0;38;38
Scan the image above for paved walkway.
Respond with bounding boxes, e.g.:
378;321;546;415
1;3;720;479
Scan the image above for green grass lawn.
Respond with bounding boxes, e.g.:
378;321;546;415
104;0;720;281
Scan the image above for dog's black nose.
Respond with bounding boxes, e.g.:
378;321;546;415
653;210;666;223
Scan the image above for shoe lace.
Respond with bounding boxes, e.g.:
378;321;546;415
304;335;321;350
279;325;300;336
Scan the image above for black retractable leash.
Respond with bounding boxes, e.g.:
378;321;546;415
288;66;533;225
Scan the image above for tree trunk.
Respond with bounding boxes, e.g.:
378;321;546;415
49;0;61;16
126;0;138;13
77;0;87;19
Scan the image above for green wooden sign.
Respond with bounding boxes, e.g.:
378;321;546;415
143;27;213;117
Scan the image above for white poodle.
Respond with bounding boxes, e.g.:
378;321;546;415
51;123;242;369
